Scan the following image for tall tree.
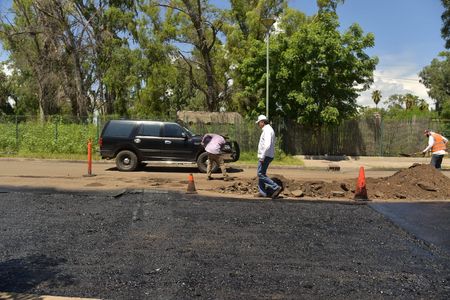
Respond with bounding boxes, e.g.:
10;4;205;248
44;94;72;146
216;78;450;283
383;93;428;110
0;0;148;118
236;11;377;126
142;0;228;112
419;51;450;117
371;90;382;109
224;0;288;112
0;0;62;119
317;0;345;13
0;68;14;114
72;0;139;116
442;0;450;49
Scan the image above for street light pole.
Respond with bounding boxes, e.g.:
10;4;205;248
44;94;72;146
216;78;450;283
261;18;276;119
265;31;270;118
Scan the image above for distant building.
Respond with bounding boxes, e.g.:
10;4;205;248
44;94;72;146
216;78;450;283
177;111;243;125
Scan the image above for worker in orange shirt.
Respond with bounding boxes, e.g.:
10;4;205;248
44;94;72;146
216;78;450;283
422;129;448;169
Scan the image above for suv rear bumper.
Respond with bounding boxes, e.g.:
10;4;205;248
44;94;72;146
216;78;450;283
99;150;115;159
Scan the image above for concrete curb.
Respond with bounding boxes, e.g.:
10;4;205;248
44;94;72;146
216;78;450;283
0;292;100;300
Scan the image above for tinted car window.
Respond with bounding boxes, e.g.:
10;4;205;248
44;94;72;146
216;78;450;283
103;121;135;138
164;124;183;138
139;123;161;137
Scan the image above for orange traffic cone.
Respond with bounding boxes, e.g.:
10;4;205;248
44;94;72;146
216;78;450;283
354;166;369;201
186;173;197;194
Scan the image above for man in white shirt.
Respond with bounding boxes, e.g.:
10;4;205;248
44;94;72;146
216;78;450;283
422;129;448;169
255;115;282;198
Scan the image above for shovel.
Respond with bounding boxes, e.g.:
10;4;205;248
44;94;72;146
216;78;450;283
399;151;423;157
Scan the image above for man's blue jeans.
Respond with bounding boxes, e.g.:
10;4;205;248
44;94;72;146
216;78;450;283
257;156;280;196
431;154;444;169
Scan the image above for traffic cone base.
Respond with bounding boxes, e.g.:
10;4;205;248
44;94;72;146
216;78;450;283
354;166;369;201
186;173;197;194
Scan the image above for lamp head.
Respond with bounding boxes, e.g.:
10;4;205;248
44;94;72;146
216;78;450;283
261;18;276;30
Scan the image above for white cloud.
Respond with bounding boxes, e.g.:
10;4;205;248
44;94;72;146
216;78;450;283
357;54;434;109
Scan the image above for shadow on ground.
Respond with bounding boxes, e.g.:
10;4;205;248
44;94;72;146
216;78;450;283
106;165;244;174
0;254;74;293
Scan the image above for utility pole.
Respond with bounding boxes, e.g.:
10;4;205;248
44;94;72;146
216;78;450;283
261;18;276;118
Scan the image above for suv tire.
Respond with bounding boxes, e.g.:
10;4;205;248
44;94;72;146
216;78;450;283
116;150;139;172
197;152;219;173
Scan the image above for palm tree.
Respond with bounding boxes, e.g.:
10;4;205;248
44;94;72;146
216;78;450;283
371;90;382;109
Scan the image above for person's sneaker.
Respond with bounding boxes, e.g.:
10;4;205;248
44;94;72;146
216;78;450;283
271;186;282;199
207;176;213;180
253;192;265;198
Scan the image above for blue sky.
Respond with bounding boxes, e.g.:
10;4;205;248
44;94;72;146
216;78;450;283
1;0;446;108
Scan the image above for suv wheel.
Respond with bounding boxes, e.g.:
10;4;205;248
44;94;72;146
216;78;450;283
116;150;138;171
197;152;219;173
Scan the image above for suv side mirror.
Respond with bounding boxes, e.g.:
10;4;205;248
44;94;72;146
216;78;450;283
181;132;187;139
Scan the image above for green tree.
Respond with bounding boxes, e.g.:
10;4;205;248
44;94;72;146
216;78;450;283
419;51;450;118
224;0;288;113
73;0;141;116
0;0;62;118
141;0;231;112
442;0;450;48
317;0;345;13
236;11;377;126
0;68;14;114
0;0;148;118
383;93;429;111
371;89;382;109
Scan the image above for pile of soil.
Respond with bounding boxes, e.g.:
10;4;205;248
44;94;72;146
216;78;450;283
218;164;450;201
367;163;450;200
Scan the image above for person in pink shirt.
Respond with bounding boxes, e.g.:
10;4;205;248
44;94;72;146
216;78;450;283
201;133;230;181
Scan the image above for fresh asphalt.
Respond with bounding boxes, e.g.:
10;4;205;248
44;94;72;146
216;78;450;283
3;186;449;256
370;202;450;255
0;187;449;299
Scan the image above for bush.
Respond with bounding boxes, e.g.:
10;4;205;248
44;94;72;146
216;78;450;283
0;120;98;156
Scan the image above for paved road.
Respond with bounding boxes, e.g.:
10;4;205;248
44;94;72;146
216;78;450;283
370;202;450;255
0;189;449;299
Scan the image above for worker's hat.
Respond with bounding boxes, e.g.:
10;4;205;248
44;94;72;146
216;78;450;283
256;115;268;123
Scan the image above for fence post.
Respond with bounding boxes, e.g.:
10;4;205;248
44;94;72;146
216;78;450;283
380;118;384;157
96;115;100;142
15;115;19;152
54;117;58;144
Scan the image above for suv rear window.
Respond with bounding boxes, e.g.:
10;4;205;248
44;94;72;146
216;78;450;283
163;123;184;138
139;123;161;137
102;121;135;138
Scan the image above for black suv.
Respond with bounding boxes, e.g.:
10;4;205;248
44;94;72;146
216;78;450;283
99;120;240;172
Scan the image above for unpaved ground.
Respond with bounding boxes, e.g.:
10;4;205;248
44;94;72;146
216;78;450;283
221;164;450;201
0;158;449;201
1;190;450;299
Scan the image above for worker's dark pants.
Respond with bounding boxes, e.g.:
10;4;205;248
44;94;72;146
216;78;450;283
257;156;279;196
430;154;444;169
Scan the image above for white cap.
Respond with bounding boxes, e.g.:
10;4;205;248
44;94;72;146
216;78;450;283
256;114;268;123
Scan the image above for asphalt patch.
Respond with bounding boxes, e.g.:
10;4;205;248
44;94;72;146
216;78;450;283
0;190;449;299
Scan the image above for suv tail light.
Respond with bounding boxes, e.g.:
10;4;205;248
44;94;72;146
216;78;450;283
98;137;103;147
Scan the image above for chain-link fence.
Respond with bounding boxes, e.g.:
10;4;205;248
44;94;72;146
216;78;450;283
0;114;448;156
281;117;449;156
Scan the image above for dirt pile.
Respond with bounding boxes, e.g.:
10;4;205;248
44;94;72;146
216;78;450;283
367;163;450;200
218;164;450;201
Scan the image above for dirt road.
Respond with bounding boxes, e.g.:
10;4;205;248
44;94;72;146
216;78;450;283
0;157;393;191
0;158;449;201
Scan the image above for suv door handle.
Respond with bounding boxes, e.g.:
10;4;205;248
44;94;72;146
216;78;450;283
164;140;172;144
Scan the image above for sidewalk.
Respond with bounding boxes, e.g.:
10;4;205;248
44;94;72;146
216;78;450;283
295;155;449;171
